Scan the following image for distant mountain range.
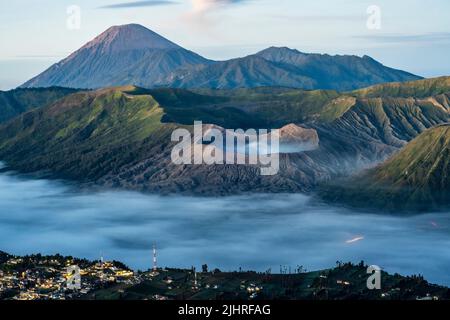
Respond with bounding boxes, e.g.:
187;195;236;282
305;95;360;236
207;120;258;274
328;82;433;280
22;24;421;91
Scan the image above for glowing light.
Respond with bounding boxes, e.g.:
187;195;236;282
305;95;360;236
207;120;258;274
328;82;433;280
346;236;364;244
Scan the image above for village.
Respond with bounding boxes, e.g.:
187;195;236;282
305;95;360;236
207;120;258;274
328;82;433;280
1;250;448;301
0;251;137;300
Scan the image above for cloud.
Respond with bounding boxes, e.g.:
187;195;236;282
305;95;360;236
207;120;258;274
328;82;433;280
184;0;248;30
354;32;450;44
191;0;247;14
98;0;177;9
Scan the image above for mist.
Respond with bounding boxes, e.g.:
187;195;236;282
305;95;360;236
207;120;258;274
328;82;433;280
1;171;450;285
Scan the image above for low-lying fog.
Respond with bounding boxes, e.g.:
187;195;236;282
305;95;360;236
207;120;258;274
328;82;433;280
1;171;450;285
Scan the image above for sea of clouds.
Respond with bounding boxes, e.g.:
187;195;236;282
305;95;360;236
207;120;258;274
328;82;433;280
0;170;450;285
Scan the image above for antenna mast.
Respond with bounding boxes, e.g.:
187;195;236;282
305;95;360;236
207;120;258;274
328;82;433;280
152;244;157;272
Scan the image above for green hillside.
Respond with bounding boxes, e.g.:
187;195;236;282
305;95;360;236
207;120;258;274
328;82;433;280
0;87;79;123
320;125;450;211
353;76;450;98
0;86;177;181
151;87;354;128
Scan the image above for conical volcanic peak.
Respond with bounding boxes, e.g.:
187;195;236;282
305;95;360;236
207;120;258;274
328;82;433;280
21;24;208;89
80;24;181;54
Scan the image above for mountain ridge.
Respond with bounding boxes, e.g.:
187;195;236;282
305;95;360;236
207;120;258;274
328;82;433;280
3;77;450;196
0;87;79;123
21;24;421;91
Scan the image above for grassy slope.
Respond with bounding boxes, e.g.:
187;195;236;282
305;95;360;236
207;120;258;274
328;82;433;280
353;76;450;98
321;125;450;211
373;125;450;187
0;87;79;123
371;125;450;208
0;86;177;181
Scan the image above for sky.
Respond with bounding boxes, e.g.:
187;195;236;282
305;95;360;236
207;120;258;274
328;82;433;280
0;0;449;90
